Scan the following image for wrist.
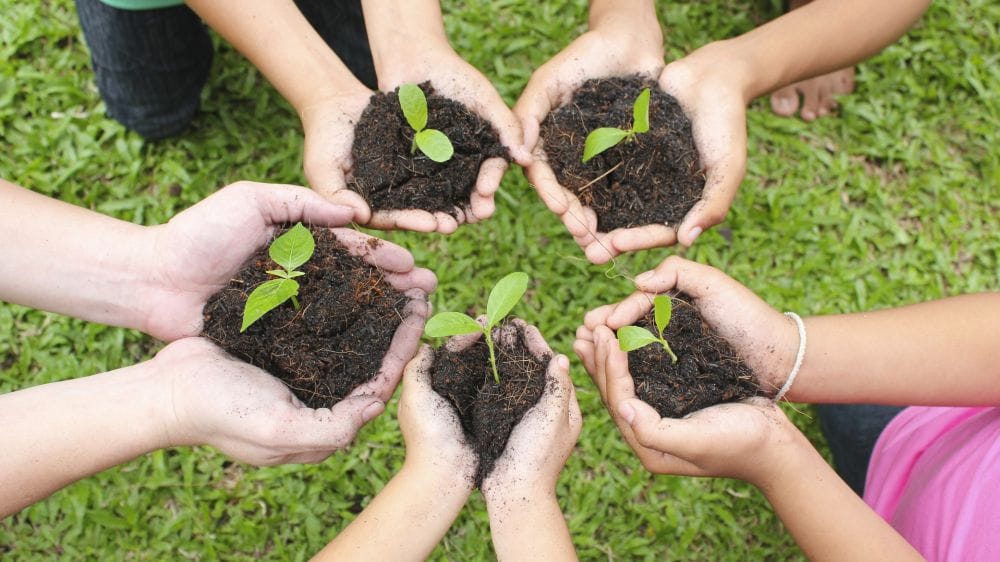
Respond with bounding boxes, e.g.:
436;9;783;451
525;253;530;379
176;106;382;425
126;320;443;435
745;416;817;491
399;460;475;503
588;2;663;67
482;477;555;508
361;0;451;86
672;40;757;104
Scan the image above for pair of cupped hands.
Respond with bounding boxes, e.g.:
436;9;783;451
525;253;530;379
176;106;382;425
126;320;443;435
142;177;804;487
300;25;747;264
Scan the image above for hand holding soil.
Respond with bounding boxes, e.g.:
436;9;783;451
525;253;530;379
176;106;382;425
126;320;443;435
154;338;386;466
140;181;355;342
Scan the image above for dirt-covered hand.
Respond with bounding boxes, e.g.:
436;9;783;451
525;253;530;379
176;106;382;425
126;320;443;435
375;42;530;230
300;87;378;222
141;181;355;342
584;325;807;487
398;345;478;487
481;321;582;500
327;228;437;403
655;42;749;247
514;23;665;265
155;338;385;466
576;256;797;396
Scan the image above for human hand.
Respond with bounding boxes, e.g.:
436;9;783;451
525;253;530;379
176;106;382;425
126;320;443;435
514;17;665;264
582;324;808;488
397;344;478;488
575;256;797;396
155;337;387;466
481;320;582;501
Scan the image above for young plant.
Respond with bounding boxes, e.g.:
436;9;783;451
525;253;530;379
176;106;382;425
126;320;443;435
424;272;529;384
240;223;315;332
581;87;651;163
617;294;678;363
398;83;454;163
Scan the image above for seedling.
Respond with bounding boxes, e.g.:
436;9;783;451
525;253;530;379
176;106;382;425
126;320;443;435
398;83;454;163
581;87;651;163
240;223;315;332
424;272;529;384
617;294;678;363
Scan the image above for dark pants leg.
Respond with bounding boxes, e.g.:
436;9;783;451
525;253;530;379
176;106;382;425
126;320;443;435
817;404;905;496
75;0;213;140
294;0;376;88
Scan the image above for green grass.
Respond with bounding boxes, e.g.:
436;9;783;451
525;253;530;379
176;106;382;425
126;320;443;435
1;0;998;560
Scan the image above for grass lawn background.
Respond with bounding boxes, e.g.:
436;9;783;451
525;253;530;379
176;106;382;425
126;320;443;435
1;0;997;559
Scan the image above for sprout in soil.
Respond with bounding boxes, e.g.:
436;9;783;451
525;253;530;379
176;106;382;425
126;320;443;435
398;83;455;163
616;294;678;363
241;223;315;332
581;87;651;163
424;272;530;384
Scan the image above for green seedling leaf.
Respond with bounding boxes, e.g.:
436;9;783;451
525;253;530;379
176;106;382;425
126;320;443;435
632;88;651;134
617;326;660;352
425;311;482;338
486;271;529;328
241;278;299;332
582;127;630;163
268;223;315;272
398;83;428;132
414;129;454;163
653;294;672;339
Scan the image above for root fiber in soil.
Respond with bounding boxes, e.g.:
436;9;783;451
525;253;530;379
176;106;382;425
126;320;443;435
430;320;548;487
202;227;409;409
539;75;704;232
627;294;761;418
349;82;509;217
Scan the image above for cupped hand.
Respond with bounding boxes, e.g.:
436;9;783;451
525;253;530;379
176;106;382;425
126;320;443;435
300;86;378;223
575;256;796;396
397;344;478;487
581;325;806;487
155;337;386;466
375;41;531;230
141;181;355;341
514;25;665;264
481;320;582;500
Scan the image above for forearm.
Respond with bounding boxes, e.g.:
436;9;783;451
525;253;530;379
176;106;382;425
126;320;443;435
313;463;471;561
787;294;1000;405
0;180;153;331
360;0;448;86
185;0;369;111
486;488;577;562
687;0;930;102
588;0;661;41
756;434;922;561
0;361;169;517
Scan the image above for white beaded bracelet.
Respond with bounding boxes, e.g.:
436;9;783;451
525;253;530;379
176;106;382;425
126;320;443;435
774;312;806;402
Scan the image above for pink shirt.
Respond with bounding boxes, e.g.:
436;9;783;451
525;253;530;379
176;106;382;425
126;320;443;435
864;406;1000;562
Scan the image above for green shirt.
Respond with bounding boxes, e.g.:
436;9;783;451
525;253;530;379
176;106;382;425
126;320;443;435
99;0;184;10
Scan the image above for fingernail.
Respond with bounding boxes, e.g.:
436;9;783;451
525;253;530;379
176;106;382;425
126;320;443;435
557;355;570;370
687;226;702;245
362;401;385;423
618;402;636;424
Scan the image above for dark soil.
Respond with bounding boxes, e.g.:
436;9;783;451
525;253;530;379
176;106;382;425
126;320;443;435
349;82;509;217
627;294;761;418
202;227;410;409
430;319;548;487
539;75;705;232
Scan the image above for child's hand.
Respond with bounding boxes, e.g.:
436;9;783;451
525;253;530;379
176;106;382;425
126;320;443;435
584;326;807;487
576;256;797;397
397;345;478;488
482;320;582;501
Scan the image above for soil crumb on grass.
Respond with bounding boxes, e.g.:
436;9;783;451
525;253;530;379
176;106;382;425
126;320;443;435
430;319;548;487
202;227;409;409
539;75;704;232
627;294;761;418
349;82;509;217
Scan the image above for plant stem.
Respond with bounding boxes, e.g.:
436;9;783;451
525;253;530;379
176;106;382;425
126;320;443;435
483;328;501;385
291;295;300;311
659;339;678;363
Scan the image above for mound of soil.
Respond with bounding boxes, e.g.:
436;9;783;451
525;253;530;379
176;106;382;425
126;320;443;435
627;294;761;418
202;227;410;409
430;319;548;487
539;75;704;232
349;82;509;217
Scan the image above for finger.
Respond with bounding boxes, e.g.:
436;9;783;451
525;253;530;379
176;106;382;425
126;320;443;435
606;224;677;255
326;189;373;225
606;291;657;329
632;255;726;298
330;229;415;272
463;83;531;167
575;324;594;343
566;376;583;436
400;344;436;404
383;268;438;294
469;190;496;223
592;326;613;400
616;398;704;476
676;126;746;248
512;67;562;156
583;303;618;331
523;154;572;215
476;157;509;198
231;182;356;228
569;205;600;248
289;395;385;451
357;297;429;402
538;354;573;419
573;338;597;377
445;323;485;353
520;322;554;361
600;332;638;412
366;209;440;232
432;211;460;234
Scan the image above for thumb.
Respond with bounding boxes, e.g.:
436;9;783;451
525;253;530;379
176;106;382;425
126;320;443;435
293;395;385;451
246;182;355;227
513;70;559;159
617;398;672;452
535;354;573;418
